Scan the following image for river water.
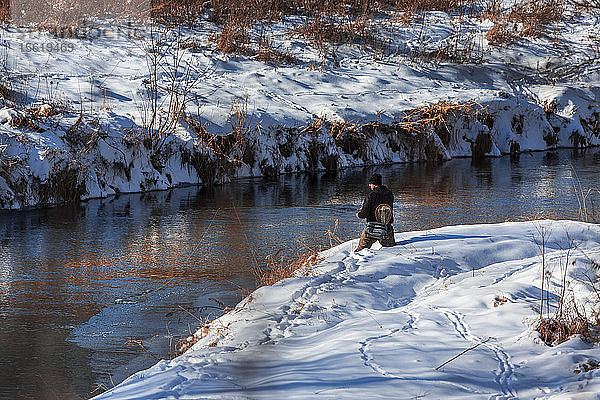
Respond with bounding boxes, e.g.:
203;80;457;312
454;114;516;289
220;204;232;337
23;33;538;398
1;149;599;399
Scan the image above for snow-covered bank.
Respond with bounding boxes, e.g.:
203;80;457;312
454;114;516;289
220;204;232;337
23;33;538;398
93;220;600;399
1;10;600;209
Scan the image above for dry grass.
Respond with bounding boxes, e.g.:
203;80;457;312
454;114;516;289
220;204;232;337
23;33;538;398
211;18;252;54
252;248;320;287
3;0;149;26
152;0;480;60
486;22;516;46
0;0;8;23
397;100;486;134
509;0;564;37
536;299;591;345
533;223;599;346
1;0;570;63
255;42;299;64
393;100;488;152
293;14;377;56
484;0;565;46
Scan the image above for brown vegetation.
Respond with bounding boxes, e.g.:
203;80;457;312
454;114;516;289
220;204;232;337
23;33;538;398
2;0;149;26
537;299;591;345
509;0;564;37
0;0;8;23
0;0;574;63
485;0;565;46
486;22;516;46
534;225;600;346
397;100;487;146
252;248;320;287
151;0;481;61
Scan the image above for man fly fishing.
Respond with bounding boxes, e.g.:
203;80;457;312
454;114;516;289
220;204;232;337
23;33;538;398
355;173;396;252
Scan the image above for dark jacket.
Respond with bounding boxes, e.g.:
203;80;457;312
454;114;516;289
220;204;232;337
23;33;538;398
357;185;394;224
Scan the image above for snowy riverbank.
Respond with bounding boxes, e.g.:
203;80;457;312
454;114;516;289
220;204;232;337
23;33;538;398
93;220;600;399
1;9;600;209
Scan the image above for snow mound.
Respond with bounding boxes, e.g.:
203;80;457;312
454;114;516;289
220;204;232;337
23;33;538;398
93;220;600;399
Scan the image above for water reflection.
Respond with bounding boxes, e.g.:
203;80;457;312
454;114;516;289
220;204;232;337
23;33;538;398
0;149;599;399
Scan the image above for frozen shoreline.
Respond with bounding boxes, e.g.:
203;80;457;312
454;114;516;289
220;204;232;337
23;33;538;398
1;11;600;209
92;220;600;399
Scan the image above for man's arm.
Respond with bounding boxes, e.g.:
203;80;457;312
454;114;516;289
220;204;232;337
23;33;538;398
356;196;369;219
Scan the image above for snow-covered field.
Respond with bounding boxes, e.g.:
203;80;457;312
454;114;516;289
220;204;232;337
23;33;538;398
1;8;600;208
93;220;600;399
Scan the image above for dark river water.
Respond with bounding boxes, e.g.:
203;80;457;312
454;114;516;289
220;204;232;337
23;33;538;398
1;149;599;399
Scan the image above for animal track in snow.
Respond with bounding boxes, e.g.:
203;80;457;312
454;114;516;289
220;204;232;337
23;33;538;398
439;307;516;398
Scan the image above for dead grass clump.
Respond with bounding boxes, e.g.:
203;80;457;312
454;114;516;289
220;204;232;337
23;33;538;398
416;38;484;63
536;298;591;345
0;82;12;103
255;38;299;64
0;140;19;174
486;22;516;46
483;0;504;21
0;0;8;24
29;104;59;118
534;227;598;346
169;300;242;357
211;19;252;54
484;0;565;46
38;166;87;205
509;0;564;37
150;0;205;24
328;120;369;160
9;113;45;133
395;0;478;13
173;333;198;355
293;14;376;56
252;249;320;287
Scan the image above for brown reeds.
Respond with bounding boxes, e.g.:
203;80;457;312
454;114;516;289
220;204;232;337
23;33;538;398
252;248;320;287
485;0;565;46
394;100;488;151
509;0;564;37
293;13;377;56
5;0;149;27
486;22;515;46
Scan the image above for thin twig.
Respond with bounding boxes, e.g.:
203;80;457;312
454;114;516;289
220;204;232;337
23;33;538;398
177;304;204;323
435;337;493;370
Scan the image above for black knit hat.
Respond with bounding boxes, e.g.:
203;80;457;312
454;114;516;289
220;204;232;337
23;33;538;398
368;173;382;185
